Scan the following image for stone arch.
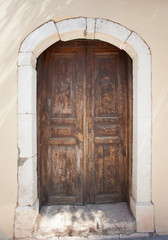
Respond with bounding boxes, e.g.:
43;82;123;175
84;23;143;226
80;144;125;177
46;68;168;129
15;17;154;238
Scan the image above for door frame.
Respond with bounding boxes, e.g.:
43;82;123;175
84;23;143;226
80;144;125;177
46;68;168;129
15;17;154;238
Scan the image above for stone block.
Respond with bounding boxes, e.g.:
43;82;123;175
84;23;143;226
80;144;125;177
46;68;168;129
132;117;151;201
18;155;37;207
18;66;36;114
95;18;131;49
137;117;152;165
136;163;151;202
130;195;136;218
20;21;60;57
18;52;36;67
137;54;151;118
86;18;95;39
132;55;151;118
130;196;154;232
120;41;137;59
126;32;151;56
131;152;137;201
56;17;86;41
15;199;39;238
18;114;37;158
120;232;149;239
136;203;154;232
33;203;135;238
132;56;138;118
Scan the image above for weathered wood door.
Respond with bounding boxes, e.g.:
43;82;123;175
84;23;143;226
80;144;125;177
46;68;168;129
37;40;132;205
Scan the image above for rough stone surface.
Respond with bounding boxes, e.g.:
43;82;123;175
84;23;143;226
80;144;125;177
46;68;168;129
132;117;151;202
20;21;60;57
120;42;137;59
15;199;39;238
126;32;151;55
33;203;135;239
95;18;131;41
56;17;86;41
14;234;168;240
18;155;37;207
136;203;154;232
95;18;131;49
86;18;96;39
130;196;154;233
138;117;151;166
18;114;37;158
136;54;151;118
120;232;149;239
18;52;36;67
136;163;151;202
18;66;37;114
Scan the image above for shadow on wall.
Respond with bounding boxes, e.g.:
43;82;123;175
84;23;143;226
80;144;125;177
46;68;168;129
0;228;11;240
0;0;79;128
0;0;78;238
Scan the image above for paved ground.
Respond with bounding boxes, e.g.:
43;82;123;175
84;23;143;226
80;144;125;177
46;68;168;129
56;235;168;240
14;233;168;239
120;236;168;240
26;234;168;240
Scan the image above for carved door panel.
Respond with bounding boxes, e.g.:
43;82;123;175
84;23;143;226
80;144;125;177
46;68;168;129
86;46;128;203
38;43;85;205
37;40;131;205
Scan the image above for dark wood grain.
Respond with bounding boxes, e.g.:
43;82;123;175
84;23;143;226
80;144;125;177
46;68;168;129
37;40;132;206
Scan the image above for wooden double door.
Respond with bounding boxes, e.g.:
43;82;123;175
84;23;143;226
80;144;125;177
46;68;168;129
37;40;132;205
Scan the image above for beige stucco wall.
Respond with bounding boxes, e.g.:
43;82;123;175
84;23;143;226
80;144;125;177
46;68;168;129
0;0;168;238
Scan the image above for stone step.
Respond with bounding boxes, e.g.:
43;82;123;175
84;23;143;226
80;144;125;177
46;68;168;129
32;202;136;239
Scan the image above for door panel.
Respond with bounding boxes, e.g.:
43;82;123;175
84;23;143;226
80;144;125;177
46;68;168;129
37;40;132;205
38;45;84;205
86;47;128;203
50;55;75;116
94;54;118;116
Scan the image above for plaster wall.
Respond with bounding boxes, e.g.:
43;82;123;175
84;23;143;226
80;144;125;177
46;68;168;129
0;0;168;238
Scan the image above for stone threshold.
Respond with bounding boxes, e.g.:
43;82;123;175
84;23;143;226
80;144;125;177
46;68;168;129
20;202;136;240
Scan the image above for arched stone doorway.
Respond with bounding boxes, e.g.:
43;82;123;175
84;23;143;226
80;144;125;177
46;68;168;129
15;17;154;238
